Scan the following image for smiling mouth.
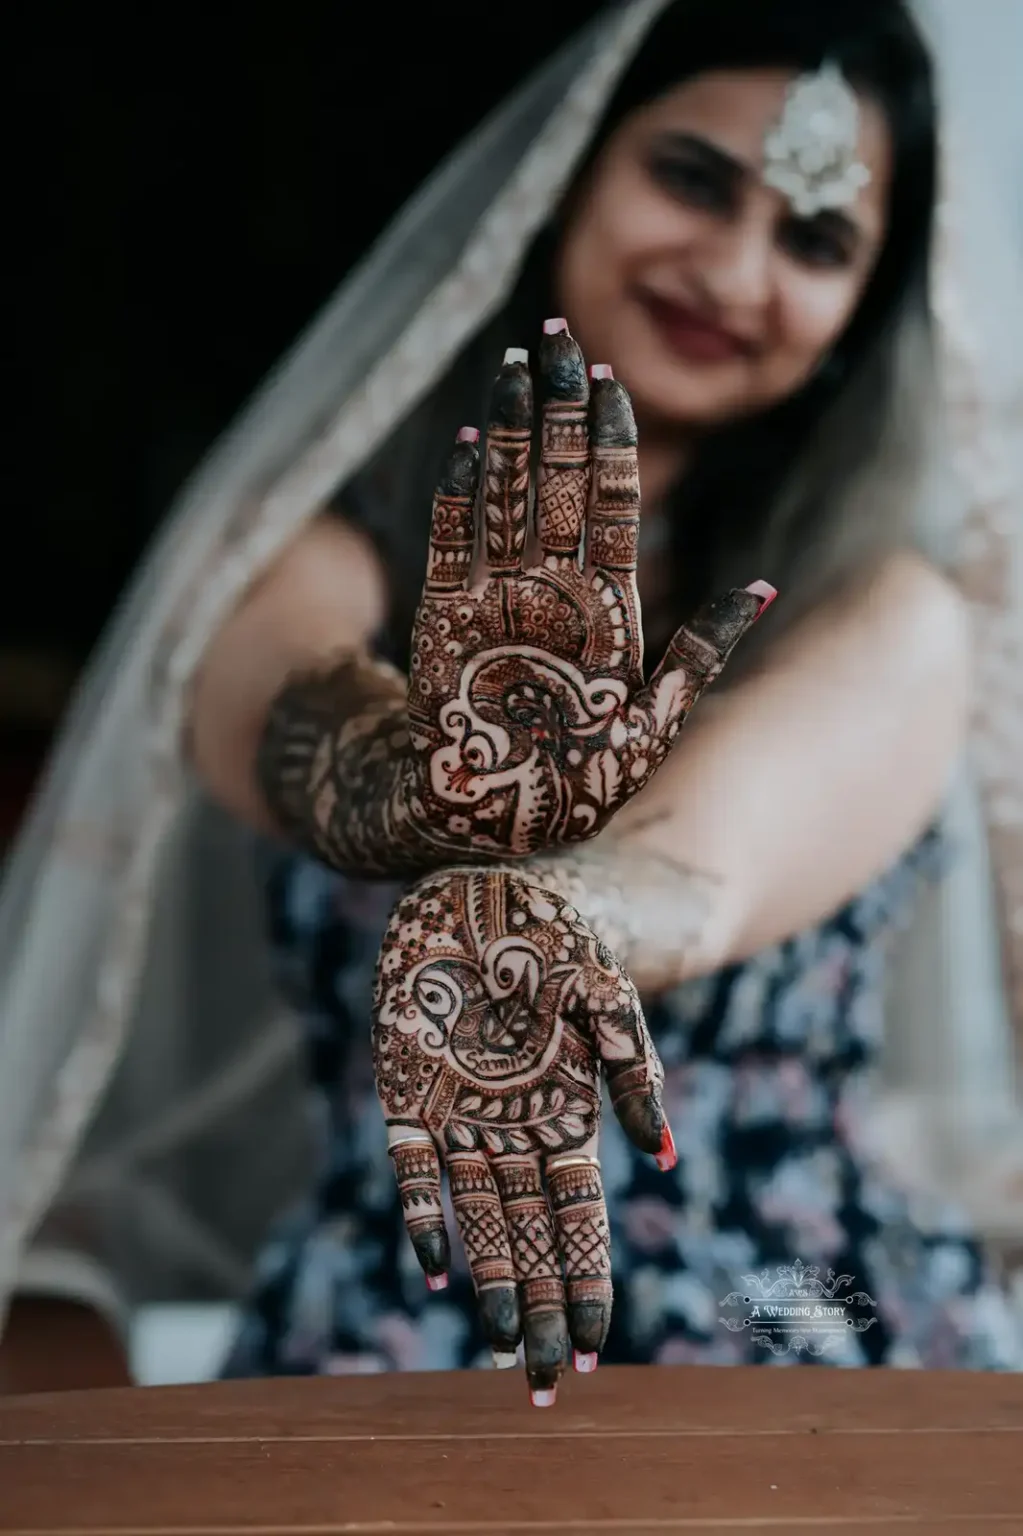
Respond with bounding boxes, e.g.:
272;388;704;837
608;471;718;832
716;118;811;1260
635;290;755;365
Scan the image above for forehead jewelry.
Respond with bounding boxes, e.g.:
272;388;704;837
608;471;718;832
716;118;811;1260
762;62;871;218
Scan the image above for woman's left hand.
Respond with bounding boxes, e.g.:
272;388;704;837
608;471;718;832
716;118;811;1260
401;324;772;860
371;865;673;1405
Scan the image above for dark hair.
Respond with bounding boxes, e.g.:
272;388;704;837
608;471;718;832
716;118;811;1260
350;0;939;678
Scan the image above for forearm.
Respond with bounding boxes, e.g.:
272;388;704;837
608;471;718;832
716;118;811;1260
486;819;731;996
514;554;969;987
189;514;389;837
496;555;971;992
256;649;456;877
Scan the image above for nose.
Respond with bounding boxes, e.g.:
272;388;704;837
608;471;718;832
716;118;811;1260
700;210;773;315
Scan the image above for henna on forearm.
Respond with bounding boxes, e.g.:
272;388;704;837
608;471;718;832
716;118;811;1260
255;648;440;878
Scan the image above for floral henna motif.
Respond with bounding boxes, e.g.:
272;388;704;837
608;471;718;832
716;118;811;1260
403;325;774;861
372;866;667;1398
257;326;774;881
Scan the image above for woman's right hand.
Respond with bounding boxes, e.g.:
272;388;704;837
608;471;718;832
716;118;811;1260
372;864;673;1404
401;320;772;860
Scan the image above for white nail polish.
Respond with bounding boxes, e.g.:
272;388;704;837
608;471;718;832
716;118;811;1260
744;579;777;602
530;1388;557;1408
503;347;528;365
426;1273;449;1292
542;317;569;335
492;1351;518;1370
589;363;613;380
574;1351;598;1374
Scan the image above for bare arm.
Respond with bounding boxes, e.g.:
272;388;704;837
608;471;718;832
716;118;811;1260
189;512;390;836
515;552;971;993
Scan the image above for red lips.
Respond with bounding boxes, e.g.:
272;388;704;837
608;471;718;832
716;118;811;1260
637;291;753;365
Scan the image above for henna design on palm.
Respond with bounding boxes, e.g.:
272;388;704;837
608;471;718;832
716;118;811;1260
372;866;668;1399
404;324;771;860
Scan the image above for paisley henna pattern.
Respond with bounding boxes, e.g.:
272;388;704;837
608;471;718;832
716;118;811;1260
403;328;771;861
372;865;666;1393
258;326;771;878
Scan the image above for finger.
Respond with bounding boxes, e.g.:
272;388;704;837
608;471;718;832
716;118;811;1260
493;1154;569;1406
446;1151;521;1365
483;349;533;576
587;367;641;579
546;1153;612;1370
589;946;677;1171
537;318;590;562
387;1130;451;1288
643;580;777;709
424;427;481;595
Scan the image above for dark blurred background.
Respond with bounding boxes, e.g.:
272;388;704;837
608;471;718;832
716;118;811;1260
3;2;604;843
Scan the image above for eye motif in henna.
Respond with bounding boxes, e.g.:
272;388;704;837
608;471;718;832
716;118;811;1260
404;323;772;857
372;866;668;1401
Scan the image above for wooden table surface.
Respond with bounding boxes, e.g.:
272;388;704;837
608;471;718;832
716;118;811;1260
0;1365;1020;1534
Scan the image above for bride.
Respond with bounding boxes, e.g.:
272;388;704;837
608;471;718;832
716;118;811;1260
1;0;1021;1399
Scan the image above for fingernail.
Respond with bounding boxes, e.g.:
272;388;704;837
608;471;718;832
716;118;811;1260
492;1351;518;1370
745;579;777;616
426;1272;449;1292
574;1351;598;1374
655;1124;677;1173
530;1387;557;1408
543;317;569;335
503;346;529;365
589;364;613;380
456;426;480;444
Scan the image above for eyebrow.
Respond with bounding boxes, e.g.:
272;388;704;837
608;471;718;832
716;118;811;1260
651;129;867;242
650;130;753;181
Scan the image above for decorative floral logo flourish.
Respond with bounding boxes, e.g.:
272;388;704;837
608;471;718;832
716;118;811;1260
719;1261;878;1358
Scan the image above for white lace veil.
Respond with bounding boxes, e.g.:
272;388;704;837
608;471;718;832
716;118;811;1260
1;0;1021;1330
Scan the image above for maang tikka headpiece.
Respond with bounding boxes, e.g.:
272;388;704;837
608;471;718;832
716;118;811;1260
762;62;871;218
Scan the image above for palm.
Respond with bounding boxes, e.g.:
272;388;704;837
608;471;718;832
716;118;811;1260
372;866;667;1396
404;329;768;857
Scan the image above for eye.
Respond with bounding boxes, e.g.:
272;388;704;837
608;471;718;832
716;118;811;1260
779;216;855;270
649;152;733;213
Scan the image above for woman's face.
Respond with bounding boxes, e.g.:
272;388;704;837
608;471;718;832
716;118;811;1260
555;68;892;431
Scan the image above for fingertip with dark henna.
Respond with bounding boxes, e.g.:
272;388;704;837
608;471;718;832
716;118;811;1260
477;1285;522;1358
590;375;638;449
539;321;589;403
568;1298;610;1357
688;587;764;651
608;1070;666;1156
412;1225;452;1283
439;436;481;498
489;358;533;431
524;1310;570;1399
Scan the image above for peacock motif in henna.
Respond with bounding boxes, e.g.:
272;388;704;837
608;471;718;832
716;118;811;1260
403;321;770;860
256;322;772;879
372;864;669;1402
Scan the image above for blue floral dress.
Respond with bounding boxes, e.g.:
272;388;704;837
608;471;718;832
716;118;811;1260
222;829;1023;1376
